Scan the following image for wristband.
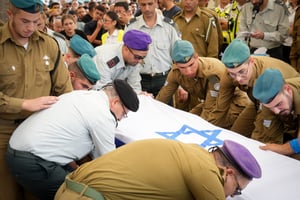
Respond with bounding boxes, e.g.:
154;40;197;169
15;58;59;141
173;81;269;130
289;139;300;154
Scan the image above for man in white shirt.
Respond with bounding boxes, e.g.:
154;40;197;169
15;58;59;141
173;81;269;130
6;79;139;200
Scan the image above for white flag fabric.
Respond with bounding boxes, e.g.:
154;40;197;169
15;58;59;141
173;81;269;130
116;95;300;200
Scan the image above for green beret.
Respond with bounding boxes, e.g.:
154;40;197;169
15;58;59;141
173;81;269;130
70;34;96;57
113;79;139;112
171;40;194;63
253;68;284;104
10;0;43;13
77;54;100;84
222;39;250;68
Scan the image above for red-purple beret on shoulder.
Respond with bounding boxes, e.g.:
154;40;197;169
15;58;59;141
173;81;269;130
221;140;262;179
123;30;152;51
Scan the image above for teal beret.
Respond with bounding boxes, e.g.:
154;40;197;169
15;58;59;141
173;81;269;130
10;0;43;13
222;39;250;68
123;30;152;51
113;79;139;112
77;54;100;84
253;68;284;104
171;40;194;63
70;34;96;57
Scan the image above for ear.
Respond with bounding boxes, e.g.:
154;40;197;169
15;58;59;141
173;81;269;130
284;84;293;96
225;167;234;176
69;71;76;79
7;9;13;19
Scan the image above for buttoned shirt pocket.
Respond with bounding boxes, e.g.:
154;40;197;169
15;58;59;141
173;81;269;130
262;19;278;32
191;27;206;41
35;60;53;87
0;62;20;91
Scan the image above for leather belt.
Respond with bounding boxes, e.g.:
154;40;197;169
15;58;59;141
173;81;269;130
65;177;105;200
140;69;170;78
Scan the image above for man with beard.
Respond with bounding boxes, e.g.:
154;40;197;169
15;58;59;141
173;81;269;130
0;0;73;199
253;68;300;160
207;39;300;144
236;0;289;60
93;29;152;94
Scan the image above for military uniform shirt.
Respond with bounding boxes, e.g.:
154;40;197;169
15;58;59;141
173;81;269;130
93;43;142;93
9;90;117;165
0;23;73;120
58;139;225;200
125;10;180;74
174;7;219;58
156;57;226;118
237;0;289;49
210;56;299;142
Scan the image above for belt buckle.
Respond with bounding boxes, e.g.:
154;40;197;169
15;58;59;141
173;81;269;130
151;72;155;77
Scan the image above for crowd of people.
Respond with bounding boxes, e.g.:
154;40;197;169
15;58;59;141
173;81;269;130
0;0;300;199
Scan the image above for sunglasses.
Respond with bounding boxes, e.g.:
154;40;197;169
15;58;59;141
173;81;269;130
128;48;146;60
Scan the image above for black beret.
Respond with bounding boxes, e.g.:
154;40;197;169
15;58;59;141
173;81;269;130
113;79;139;112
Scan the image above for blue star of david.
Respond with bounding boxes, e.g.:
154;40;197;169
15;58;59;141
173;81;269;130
156;124;223;148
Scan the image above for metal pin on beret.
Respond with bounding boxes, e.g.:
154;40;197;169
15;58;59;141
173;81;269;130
171;40;195;63
222;39;250;68
70;34;96;57
10;0;43;13
253;68;284;104
113;79;139;112
77;54;100;84
220;140;262;179
123;30;152;51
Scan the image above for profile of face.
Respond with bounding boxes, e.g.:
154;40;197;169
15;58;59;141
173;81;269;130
110;97;129;121
226;59;252;85
223;168;250;198
71;75;92;90
53;17;63;32
175;55;199;79
124;46;148;66
7;8;41;40
264;86;293;116
138;0;157;19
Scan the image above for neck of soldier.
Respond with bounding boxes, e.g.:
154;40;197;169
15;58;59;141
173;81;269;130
143;11;157;28
9;21;30;46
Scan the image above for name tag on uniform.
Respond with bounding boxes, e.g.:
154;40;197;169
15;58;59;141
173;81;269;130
210;90;219;98
263;120;272;128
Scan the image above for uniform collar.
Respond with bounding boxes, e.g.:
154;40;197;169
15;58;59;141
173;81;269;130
135;10;164;29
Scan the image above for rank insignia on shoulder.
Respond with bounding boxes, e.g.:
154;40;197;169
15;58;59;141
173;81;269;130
106;56;120;68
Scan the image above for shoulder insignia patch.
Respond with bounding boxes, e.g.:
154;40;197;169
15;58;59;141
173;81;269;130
106;56;120;68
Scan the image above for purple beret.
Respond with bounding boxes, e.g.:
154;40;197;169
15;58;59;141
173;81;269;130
123;30;152;51
221;140;262;179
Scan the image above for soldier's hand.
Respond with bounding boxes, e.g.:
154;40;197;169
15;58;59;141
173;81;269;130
259;142;293;156
177;88;188;102
22;96;59;112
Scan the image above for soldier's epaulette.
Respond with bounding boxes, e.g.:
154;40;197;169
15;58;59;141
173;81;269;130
163;17;176;27
53;31;67;40
274;0;289;15
128;17;137;26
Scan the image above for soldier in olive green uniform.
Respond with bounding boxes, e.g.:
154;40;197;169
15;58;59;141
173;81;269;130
55;139;261;200
156;40;248;126
253;69;300;160
0;0;73;199
208;39;300;144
